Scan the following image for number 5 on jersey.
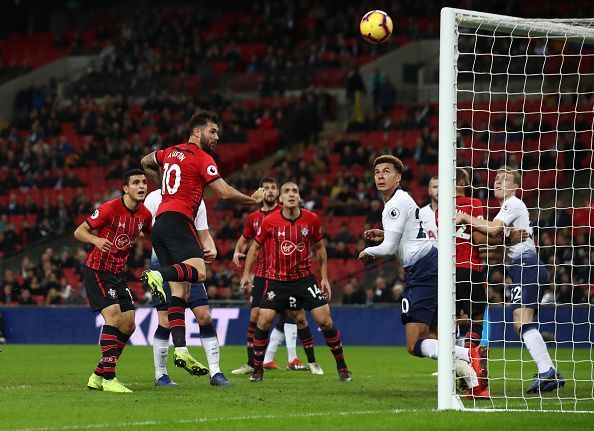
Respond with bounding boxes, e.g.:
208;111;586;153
162;163;181;195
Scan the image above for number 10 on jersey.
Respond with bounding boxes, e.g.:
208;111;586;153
162;163;181;195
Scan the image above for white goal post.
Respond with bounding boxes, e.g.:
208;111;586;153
438;7;594;411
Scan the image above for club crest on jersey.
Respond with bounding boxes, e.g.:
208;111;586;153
107;288;117;299
114;233;130;249
281;240;305;255
502;203;510;212
207;165;218;176
389;207;400;219
267;291;276;301
301;227;309;236
91;210;99;219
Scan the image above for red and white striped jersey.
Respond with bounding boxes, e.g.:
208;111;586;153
85;197;152;274
242;205;281;278
255;208;323;281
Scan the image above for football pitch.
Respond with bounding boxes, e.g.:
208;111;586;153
1;345;592;431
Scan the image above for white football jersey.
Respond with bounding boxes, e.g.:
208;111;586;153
382;189;434;267
418;203;438;245
144;190;208;261
494;195;536;260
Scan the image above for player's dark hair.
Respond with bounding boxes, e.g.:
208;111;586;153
456;168;470;185
188;109;220;135
123;169;146;185
260;176;279;187
373;155;403;174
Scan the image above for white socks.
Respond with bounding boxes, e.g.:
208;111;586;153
284;323;298;362
153;337;169;380
201;336;221;376
419;339;470;362
264;327;285;363
522;328;554;374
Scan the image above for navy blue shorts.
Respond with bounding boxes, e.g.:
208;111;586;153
150;255;208;311
507;253;549;310
401;247;438;326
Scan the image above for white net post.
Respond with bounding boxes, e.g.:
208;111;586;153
438;6;460;411
440;7;594;412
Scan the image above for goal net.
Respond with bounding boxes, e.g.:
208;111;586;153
438;8;594;412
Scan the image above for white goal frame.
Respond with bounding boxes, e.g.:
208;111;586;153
438;7;594;411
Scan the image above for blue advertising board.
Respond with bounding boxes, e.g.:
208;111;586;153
1;305;591;346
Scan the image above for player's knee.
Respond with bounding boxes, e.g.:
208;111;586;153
197;267;207;282
292;314;308;328
122;321;136;334
195;308;212;325
317;317;333;332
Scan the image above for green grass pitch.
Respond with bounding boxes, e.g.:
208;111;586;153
0;345;592;430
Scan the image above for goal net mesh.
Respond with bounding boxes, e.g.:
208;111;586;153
453;14;594;411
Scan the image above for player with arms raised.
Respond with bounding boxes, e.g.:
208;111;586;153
140;109;263;373
240;181;351;382
74;169;152;393
457;167;564;393
358;156;487;396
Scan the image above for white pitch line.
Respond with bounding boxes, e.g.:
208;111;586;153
0;409;406;431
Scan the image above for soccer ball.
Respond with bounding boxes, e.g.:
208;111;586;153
360;10;393;44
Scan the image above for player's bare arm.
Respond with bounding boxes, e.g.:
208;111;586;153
233;235;250;267
240;240;261;290
74;222;113;252
314;240;331;300
457;212;504;236
209;178;264;205
198;229;217;264
141;152;162;186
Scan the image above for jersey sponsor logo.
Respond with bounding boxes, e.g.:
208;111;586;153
301;227;309;236
91;209;99;219
207;165;218;176
107;288;117;299
114;233;131;249
389;207;400;219
281;240;305;255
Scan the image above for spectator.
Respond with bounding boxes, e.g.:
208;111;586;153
18;288;37;305
341;279;366;305
372;276;392;303
334;223;357;244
